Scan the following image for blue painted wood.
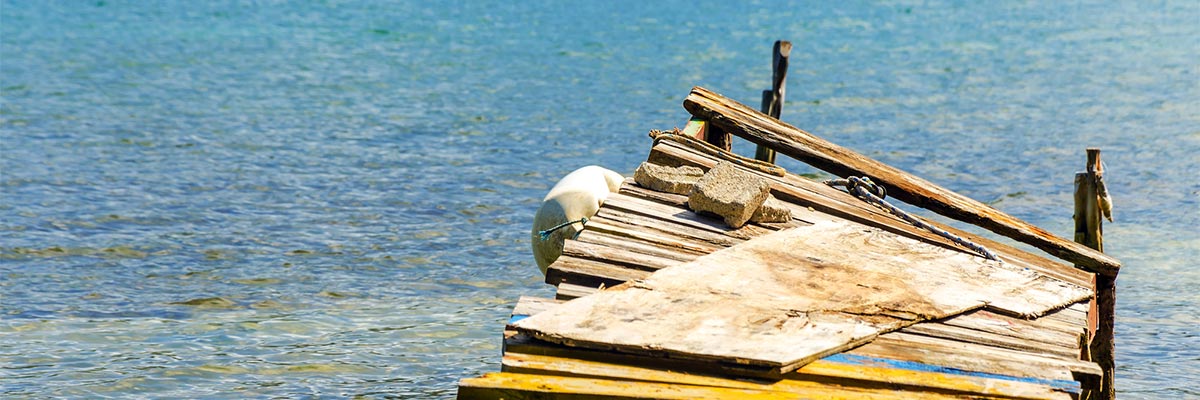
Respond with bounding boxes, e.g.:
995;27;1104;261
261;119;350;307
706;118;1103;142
822;353;1081;393
509;315;530;325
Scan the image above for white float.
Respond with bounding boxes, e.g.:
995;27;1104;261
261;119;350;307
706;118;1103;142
531;166;624;275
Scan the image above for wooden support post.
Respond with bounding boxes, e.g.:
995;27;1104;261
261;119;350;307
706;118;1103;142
704;125;732;152
1075;148;1115;400
755;40;791;164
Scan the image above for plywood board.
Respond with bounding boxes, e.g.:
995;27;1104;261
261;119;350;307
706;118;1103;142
514;220;1091;376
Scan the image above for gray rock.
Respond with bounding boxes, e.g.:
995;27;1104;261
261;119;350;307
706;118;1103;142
751;194;792;223
633;162;705;195
688;162;771;228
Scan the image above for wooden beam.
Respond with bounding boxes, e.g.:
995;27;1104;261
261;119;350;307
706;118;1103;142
650;136;1093;290
682;86;1121;276
755;40;791;164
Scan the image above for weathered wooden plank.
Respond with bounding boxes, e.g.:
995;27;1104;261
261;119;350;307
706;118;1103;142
683;86;1121;276
554;282;598;301
573;229;704;263
592;207;745;248
816;353;1077;397
902;323;1080;359
603;191;777;240
505;298;1075;399
618;179;689;208
1041;302;1089;327
562;239;682;272
509;296;562;326
516;221;1090;377
583;217;724;255
936;309;1081;349
457;372;803;400
501;351;1069;400
620;179;809;232
863;332;1102;380
545;256;649;289
649;139;1093;289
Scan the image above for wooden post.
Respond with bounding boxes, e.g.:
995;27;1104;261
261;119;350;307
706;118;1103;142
1074;148;1115;399
704;125;732;152
755;40;790;164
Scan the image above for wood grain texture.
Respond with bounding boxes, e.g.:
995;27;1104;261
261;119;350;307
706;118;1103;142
649;140;1093;289
457;372;803;400
516;221;1091;377
503;298;1080;399
682;86;1120;276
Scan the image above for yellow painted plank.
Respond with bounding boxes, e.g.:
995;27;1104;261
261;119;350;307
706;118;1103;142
457;372;804;400
501;351;1069;400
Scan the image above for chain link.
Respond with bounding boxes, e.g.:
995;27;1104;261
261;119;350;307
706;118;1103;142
824;177;1002;262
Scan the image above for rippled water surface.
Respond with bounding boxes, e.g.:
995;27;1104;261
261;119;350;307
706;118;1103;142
2;1;1197;398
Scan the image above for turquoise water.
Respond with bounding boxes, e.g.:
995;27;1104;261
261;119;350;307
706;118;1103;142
1;1;1196;398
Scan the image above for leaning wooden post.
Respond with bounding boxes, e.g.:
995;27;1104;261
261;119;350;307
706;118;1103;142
755;40;791;164
1074;148;1115;399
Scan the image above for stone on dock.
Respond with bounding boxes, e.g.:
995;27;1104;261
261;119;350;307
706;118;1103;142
751;195;792;223
688;162;770;228
633;162;705;195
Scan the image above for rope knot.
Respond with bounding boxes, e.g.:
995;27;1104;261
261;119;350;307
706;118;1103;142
847;176;886;199
538;217;589;241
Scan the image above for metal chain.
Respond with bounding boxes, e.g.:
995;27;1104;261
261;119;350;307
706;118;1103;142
824;177;1002;262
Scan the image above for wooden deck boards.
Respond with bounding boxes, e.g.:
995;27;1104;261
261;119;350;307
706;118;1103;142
460;118;1102;398
499;296;1086;399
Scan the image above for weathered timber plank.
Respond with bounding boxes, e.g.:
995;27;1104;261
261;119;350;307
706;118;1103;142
562;239;682;272
545;256;649;289
622;178;809;232
902;323;1080;359
650;140;1092;289
583;217;724;255
554;282;597;301
937;309;1081;349
603;191;776;240
574;229;704;263
501;351;1067;400
509;296;562;327
457;372;801;400
619;180;688;207
812;353;1075;398
515;221;1091;377
866;332;1102;380
683;86;1120;276
504;329;780;379
505;299;1074;399
591;208;744;248
1040;301;1090;327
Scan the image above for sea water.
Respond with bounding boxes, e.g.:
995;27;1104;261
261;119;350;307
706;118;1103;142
1;1;1196;398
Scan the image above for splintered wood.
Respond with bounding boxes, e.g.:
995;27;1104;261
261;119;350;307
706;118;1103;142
514;220;1091;377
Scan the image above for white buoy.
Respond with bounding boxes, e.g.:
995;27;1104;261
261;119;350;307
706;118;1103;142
531;166;624;275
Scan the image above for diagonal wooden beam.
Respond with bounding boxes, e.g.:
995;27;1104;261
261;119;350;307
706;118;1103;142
682;86;1120;276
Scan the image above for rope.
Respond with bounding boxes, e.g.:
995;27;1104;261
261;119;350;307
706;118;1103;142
538;217;588;241
824;176;1002;263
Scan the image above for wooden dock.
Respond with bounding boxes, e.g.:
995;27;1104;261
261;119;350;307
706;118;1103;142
456;85;1114;399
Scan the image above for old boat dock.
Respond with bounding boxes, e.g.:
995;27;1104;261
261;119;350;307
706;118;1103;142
456;84;1119;399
